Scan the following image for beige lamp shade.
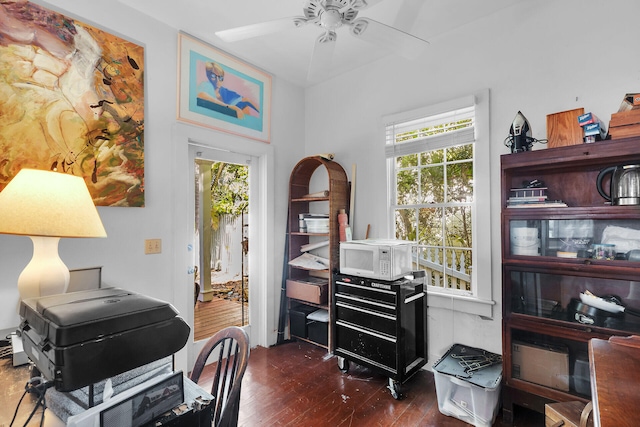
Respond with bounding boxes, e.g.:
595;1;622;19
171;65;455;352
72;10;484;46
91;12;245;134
0;168;107;238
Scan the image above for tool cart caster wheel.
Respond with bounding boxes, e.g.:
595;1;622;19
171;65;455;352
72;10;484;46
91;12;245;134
337;357;349;373
387;378;403;400
337;356;349;373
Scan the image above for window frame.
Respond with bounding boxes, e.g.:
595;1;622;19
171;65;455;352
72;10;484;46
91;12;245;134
384;89;494;317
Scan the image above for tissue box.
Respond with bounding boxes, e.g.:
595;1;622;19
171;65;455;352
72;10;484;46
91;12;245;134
577;112;600;126
583;122;607;139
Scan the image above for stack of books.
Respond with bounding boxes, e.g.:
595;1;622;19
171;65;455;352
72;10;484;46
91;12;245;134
507;187;567;208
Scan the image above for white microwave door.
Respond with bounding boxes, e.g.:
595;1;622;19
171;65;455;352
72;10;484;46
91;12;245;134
342;247;375;273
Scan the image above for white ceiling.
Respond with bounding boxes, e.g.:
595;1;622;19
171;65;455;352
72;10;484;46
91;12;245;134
119;0;523;87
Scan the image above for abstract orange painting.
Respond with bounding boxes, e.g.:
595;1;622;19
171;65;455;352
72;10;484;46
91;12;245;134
0;1;145;206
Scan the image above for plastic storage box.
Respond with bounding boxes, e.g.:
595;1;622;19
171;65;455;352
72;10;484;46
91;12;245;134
307;309;329;346
289;305;317;338
432;344;503;427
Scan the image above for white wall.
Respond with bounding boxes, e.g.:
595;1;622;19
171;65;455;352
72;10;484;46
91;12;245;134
304;0;640;364
0;0;306;362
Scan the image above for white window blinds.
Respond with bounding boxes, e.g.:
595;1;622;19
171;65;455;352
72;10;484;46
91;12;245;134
384;96;476;158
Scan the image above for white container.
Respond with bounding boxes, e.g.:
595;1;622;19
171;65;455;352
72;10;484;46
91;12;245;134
305;218;329;233
434;372;502;427
432;344;502;427
511;227;540;256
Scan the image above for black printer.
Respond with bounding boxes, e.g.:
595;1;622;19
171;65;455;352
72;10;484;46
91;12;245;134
19;287;190;392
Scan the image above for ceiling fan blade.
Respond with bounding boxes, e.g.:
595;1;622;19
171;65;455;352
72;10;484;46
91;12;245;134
349;18;428;60
307;31;337;82
216;16;308;42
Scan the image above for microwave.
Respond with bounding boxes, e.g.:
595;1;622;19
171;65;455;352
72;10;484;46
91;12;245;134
339;239;414;281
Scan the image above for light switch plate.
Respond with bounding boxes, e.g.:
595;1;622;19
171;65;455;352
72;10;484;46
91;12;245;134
145;239;162;254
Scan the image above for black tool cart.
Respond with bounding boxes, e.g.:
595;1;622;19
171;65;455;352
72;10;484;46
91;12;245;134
333;271;428;399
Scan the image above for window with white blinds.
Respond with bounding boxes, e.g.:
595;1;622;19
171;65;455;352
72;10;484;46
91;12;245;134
384;90;494;315
385;97;476;159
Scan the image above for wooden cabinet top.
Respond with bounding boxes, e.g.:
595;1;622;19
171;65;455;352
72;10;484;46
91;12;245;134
589;336;640;427
501;137;640;172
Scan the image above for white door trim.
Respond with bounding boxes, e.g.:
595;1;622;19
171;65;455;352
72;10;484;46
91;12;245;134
171;123;275;373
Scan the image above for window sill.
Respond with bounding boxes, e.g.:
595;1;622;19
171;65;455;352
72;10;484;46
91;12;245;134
427;291;495;318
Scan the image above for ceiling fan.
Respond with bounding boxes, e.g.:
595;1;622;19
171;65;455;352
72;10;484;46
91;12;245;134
215;0;429;81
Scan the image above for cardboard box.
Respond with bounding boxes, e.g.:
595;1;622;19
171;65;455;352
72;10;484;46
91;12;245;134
547;108;585;148
626;93;640;106
583;122;606;138
512;341;569;391
577;112;600;126
286;278;328;304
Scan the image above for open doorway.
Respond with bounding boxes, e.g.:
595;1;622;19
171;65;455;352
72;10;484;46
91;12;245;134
193;153;250;342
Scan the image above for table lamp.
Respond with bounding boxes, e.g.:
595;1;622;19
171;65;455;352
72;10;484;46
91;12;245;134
0;168;107;302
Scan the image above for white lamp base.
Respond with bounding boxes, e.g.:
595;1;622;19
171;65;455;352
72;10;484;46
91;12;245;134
17;236;70;302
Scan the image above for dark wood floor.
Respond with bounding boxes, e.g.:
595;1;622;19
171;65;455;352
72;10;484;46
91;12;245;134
198;340;545;427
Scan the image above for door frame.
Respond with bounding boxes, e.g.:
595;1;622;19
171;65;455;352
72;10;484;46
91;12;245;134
172;124;275;373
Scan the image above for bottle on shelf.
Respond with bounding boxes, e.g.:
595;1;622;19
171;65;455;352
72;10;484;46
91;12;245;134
338;209;348;242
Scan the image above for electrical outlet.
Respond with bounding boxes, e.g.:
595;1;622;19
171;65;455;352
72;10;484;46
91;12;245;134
145;239;162;254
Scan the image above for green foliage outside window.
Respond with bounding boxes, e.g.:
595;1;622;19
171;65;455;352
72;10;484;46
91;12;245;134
210;162;249;231
392;119;474;290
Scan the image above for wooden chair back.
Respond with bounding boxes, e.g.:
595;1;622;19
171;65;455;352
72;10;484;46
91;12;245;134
190;326;250;427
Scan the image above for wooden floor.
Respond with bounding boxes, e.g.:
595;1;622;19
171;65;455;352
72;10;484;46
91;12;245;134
198;340;545;427
194;297;248;341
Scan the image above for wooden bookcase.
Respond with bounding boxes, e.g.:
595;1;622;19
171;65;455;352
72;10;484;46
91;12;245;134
500;137;640;422
286;156;349;351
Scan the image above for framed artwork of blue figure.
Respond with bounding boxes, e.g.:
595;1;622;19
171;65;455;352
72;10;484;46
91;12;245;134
178;33;271;143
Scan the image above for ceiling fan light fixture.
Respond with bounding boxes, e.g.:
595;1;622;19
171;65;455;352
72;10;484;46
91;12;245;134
305;0;359;26
320;9;344;30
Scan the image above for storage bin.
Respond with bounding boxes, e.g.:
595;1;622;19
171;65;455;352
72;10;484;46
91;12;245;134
432;344;502;427
304;218;330;233
289;305;317;338
307;309;329;346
